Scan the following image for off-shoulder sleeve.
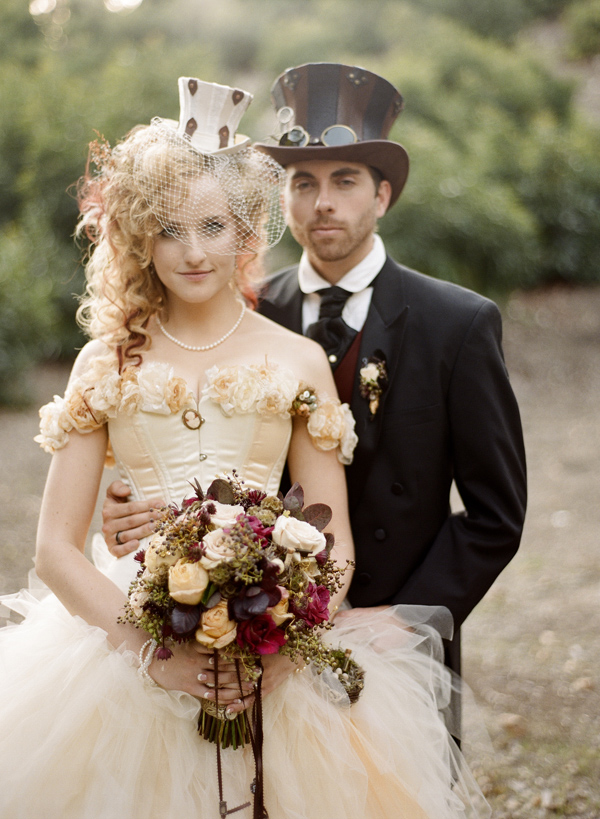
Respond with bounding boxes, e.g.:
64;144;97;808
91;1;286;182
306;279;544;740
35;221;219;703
34;355;120;453
35;356;193;454
291;387;358;465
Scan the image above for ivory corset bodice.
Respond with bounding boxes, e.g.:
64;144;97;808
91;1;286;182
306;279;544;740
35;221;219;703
108;389;291;504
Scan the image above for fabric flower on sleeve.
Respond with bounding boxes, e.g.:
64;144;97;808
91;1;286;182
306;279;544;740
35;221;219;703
306;397;358;465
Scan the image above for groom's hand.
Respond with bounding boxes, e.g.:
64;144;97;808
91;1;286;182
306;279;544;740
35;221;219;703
102;480;164;557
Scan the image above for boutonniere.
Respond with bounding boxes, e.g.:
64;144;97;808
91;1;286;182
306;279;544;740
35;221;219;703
359;353;388;418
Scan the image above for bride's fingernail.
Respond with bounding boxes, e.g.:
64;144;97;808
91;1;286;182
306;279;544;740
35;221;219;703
208;657;214;666
197;673;207;682
203;691;214;699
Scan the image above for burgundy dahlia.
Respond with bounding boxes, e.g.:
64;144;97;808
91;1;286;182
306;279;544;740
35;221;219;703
290;583;330;627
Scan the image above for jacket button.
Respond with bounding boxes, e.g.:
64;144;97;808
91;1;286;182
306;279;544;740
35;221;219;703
356;572;371;586
374;528;386;541
391;482;404;495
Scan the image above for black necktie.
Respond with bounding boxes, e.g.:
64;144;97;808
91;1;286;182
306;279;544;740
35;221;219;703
306;286;357;369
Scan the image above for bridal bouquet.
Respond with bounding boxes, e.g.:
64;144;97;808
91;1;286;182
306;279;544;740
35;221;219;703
121;473;364;749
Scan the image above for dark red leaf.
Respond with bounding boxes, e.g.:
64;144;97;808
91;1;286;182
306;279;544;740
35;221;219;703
302;503;332;531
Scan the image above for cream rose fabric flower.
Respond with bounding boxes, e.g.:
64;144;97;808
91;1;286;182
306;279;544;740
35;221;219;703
86;369;122;417
204;363;299;418
137;362;175;414
204;501;244;528
203;365;238;415
144;532;183;573
165;376;192;413
168;559;209;605
200;528;238;569
307;399;358;465
195;600;237;649
256;366;298;416
272;515;326;556
65;389;106;431
338;404;359;465
35;396;72;453
119;368;143;414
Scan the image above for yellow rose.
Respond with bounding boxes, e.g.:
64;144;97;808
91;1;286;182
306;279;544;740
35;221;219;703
195;600;237;649
268;590;293;626
168;559;209;605
144;532;183;574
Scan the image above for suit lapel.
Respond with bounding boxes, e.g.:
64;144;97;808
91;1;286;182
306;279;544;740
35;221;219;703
257;267;304;334
347;258;409;503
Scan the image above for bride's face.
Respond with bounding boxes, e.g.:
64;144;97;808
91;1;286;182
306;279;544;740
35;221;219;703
151;176;238;307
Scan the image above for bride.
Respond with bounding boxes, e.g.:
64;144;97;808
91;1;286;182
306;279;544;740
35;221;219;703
0;77;487;818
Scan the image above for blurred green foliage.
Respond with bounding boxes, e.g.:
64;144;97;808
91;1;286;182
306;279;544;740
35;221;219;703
0;0;598;403
564;0;600;59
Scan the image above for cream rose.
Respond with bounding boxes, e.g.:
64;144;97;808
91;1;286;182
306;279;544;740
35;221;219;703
195;600;237;649
272;515;326;556
129;587;151;618
168;559;210;605
360;362;380;384
204;501;244;528
200;528;238;569
144;532;182;573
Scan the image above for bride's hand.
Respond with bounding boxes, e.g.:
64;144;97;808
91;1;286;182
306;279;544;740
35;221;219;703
228;653;299;715
147;643;254;708
102;480;163;557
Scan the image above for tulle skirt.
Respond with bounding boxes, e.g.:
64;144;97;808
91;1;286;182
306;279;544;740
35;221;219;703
0;587;489;818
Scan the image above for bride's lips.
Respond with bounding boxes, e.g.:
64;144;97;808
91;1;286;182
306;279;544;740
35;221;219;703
178;270;211;280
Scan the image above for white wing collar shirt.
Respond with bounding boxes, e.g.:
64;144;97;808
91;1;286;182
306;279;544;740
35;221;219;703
298;233;387;334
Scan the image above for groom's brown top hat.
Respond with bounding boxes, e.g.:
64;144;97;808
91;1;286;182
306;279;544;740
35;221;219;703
256;62;409;208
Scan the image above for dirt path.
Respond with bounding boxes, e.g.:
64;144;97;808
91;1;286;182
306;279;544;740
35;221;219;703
1;285;599;815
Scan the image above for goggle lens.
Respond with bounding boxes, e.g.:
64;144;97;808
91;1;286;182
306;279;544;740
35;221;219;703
278;124;357;148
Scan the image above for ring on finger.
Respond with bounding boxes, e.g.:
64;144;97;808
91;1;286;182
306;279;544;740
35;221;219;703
116;531;123;545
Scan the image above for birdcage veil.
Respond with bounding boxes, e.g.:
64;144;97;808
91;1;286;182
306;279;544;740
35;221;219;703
130;118;286;254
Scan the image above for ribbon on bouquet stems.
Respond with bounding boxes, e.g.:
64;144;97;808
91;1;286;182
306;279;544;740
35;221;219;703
212;651;268;819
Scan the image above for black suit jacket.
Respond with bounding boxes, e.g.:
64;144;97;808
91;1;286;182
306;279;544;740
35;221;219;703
259;256;527;671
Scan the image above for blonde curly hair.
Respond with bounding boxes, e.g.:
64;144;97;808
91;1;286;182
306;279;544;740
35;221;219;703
76;125;281;366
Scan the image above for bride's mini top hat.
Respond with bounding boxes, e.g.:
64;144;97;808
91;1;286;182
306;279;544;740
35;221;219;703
256;62;409;207
125;76;286;252
156;77;253;155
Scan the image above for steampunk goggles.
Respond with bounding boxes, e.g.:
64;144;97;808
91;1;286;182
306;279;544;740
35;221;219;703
278;124;358;148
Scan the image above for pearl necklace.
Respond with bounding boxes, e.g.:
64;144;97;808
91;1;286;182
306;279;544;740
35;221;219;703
156;303;246;352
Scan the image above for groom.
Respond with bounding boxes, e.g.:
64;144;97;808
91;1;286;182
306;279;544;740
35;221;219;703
102;63;526;676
